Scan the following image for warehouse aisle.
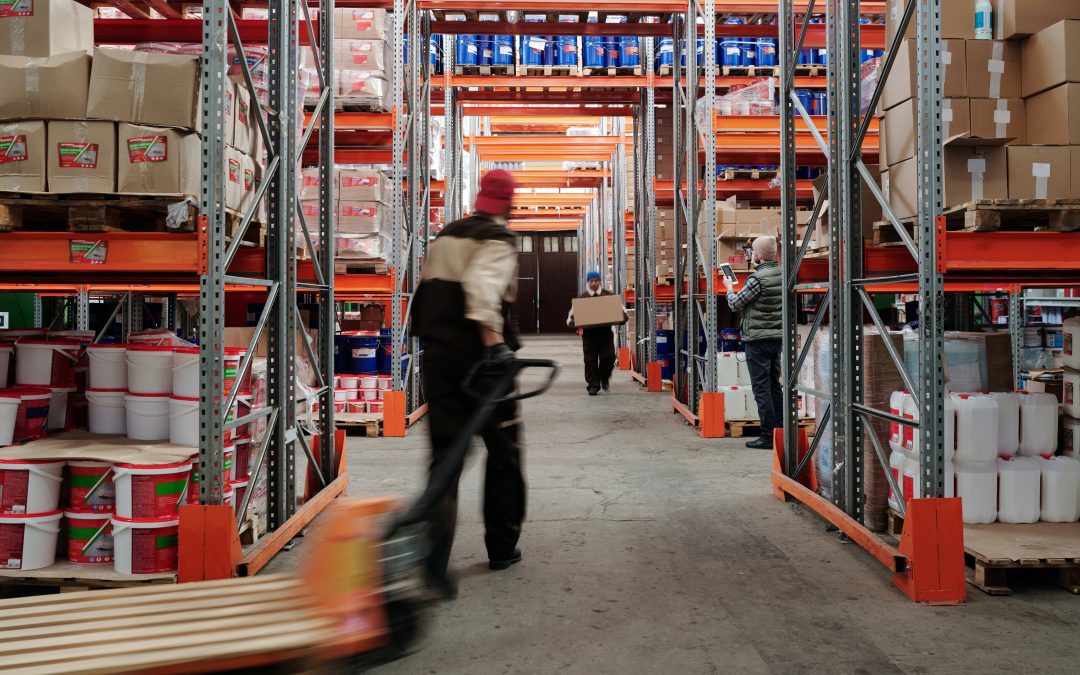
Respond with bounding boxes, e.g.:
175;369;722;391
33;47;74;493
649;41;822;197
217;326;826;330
270;335;1080;673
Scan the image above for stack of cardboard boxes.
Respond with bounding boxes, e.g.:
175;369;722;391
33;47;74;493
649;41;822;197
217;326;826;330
300;166;390;262
0;0;263;219
879;0;1080;217
301;8;390;111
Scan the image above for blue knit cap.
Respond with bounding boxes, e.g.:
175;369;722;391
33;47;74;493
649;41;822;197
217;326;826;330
586;270;601;282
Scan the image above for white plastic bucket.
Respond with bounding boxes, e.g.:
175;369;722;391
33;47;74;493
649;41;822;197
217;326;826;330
86;388;127;435
124;393;170;441
339;375;360;389
112;461;193;518
15;340;80;387
998;456;1041;524
0;392;19;445
1038;456;1080;523
1017;392;1058;457
87;344;128;390
172;347;199;398
0;510;62;570
168;395;199;446
1063;317;1080;370
952;393;999;464
0;459;63;513
1064;370;1080;420
46;386;76;431
111;515;180;574
125;345;174;395
954;461;998;524
64;510;114;564
0;345;11;388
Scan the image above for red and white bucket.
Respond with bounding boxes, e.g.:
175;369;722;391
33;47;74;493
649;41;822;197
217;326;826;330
87;344;128;390
67;461;116;512
125;345;174;395
112;461;193;518
0;459;63;513
124;392;171;441
111;515;179;574
86;388;127;435
0;390;19;445
168;395;199;446
46;386;77;431
0;510;62;570
14;341;80;388
172;346;199;398
64;510;114;564
0;345;12;388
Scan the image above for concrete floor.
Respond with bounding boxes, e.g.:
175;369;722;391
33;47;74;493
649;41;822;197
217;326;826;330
267;336;1080;674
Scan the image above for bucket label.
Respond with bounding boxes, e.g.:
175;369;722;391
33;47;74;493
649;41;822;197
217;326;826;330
58;142;99;169
0;135;28;162
130;527;178;574
68;521;113;564
130;474;188;517
127;136;168;163
0;469;29;513
69;468;115;510
0;522;25;568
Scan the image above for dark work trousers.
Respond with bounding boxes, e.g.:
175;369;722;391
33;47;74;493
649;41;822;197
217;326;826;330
744;338;784;437
422;343;525;580
581;327;616;390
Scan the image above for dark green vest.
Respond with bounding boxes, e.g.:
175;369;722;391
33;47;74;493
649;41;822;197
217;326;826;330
741;261;782;342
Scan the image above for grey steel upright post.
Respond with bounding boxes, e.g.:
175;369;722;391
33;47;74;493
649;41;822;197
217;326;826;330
917;0;946;499
199;0;230;507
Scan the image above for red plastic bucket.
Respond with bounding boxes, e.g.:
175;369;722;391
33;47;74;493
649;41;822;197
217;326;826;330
65;510;114;564
67;461;115;512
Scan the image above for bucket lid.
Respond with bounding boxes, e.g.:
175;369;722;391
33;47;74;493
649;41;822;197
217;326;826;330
0;510;63;521
112;515;180;526
114;460;193;470
87;343;128;349
127;344;175;353
169;395;199;402
64;510;113;520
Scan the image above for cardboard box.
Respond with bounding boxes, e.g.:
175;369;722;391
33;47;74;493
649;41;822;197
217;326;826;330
994;0;1080;40
334;39;391;72
334;8;389;40
969;98;1025;143
888;145;1007;219
338;168;386;202
885;0;974;45
87;48;201;130
117;124;200;195
46;120;115;193
338;200;386;235
225;145;244;211
571;294;625;329
1021;20;1080;98
1025;84;1080;145
0;0;94;57
0;52;90;120
0;120;45;191
1007;145;1072;200
966;40;1022;100
882;39;966;111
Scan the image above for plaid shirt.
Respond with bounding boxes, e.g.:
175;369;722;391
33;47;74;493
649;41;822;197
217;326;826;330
726;274;763;311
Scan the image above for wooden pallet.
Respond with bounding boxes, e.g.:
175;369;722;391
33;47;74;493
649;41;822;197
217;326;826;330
456;64;515;76
582;66;642;76
886;512;1080;595
0;193;198;233
726;417;816;438
0;561;175;596
872;200;1080;244
335;412;383;437
516;65;578;76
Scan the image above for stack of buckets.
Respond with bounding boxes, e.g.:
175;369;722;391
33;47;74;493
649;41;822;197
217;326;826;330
0;330;82;447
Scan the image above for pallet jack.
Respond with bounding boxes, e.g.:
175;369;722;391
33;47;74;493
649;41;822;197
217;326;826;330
0;357;558;673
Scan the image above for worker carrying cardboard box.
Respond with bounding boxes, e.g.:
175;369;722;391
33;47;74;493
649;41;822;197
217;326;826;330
724;236;783;450
567;271;629;396
411;169;526;599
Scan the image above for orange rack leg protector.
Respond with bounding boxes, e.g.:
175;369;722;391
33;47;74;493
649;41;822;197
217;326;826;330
178;504;243;583
383;391;407;437
698;392;726;438
618;347;632;371
893;498;967;605
646;361;663;392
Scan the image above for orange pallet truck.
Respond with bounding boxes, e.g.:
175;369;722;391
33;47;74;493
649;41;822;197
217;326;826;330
0;358;558;673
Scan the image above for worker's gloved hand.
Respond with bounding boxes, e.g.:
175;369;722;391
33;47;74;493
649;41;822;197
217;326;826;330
483;343;515;370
